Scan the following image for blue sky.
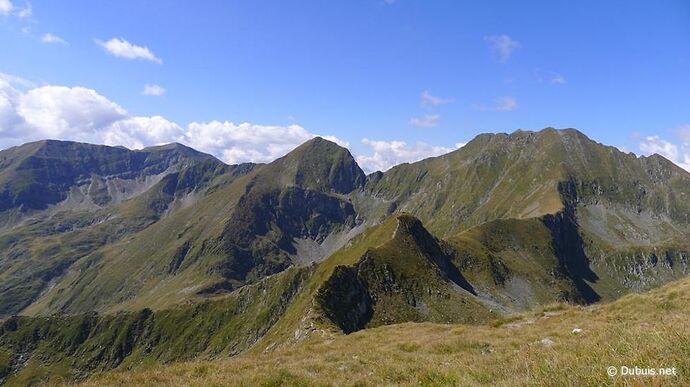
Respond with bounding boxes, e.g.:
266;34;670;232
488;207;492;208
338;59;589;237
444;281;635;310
1;0;689;171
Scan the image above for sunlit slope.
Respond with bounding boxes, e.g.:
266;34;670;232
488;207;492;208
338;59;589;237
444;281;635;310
1;128;689;342
1;209;689;384
14;137;367;316
83;264;690;387
0;266;314;386
0;141;230;316
362;128;690;242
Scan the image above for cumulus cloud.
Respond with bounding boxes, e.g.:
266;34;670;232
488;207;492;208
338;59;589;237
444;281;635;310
104;116;184;149
639;136;679;161
409;114;440;128
142;84;166;96
356;138;456;172
0;72;35;88
96;38;162;64
484;34;520;63
0;0;31;18
15;1;29;18
0;74;470;173
41;33;68;45
0;79;23;132
421;90;453;107
17;86;128;137
0;0;13;15
0;75;348;165
475;96;517;112
184;121;339;164
638;134;690;172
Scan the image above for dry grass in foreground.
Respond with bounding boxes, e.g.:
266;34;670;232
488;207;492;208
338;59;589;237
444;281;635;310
80;277;690;386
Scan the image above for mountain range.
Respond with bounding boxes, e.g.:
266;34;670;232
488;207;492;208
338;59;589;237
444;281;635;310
1;127;689;384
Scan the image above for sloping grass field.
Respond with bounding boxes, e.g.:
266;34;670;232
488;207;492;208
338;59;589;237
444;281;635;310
80;273;690;386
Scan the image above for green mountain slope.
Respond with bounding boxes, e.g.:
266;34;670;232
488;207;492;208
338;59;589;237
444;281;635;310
0;266;313;385
2;128;690;319
1;128;690;384
1;211;687;385
361;128;690;303
0;141;233;316
82;273;690;387
362;128;690;239
1;137;367;317
0;140;217;215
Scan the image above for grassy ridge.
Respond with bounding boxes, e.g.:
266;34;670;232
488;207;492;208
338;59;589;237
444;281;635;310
1;129;690;386
0;267;313;386
82;273;690;386
3;129;690;320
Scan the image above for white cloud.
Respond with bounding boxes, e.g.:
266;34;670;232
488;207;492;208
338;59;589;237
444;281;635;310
535;69;566;85
0;76;467;173
0;75;348;166
142;84;166;96
0;72;36;88
638;135;690;172
0;0;13;15
0;79;24;132
0;0;31;18
550;74;566;85
15;1;29;18
184;121;346;164
495;96;517;111
476;96;517;112
103;116;184;149
96;38;162;64
17;86;128;137
357;138;454;172
484;34;520;63
41;33;68;45
409;114;440;128
421;90;452;107
678;125;690;144
639;136;678;161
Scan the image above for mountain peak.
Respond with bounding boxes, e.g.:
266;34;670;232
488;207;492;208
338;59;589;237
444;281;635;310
0;139;223;212
140;142;221;163
266;136;366;193
293;136;345;154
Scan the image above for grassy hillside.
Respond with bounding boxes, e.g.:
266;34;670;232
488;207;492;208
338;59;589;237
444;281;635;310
82;267;690;386
362;128;690;241
0;266;313;386
1;129;690;385
3;129;690;320
1;137;367;317
2;211;689;384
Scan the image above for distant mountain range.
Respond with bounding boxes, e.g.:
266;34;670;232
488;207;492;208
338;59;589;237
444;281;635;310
1;128;689;383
